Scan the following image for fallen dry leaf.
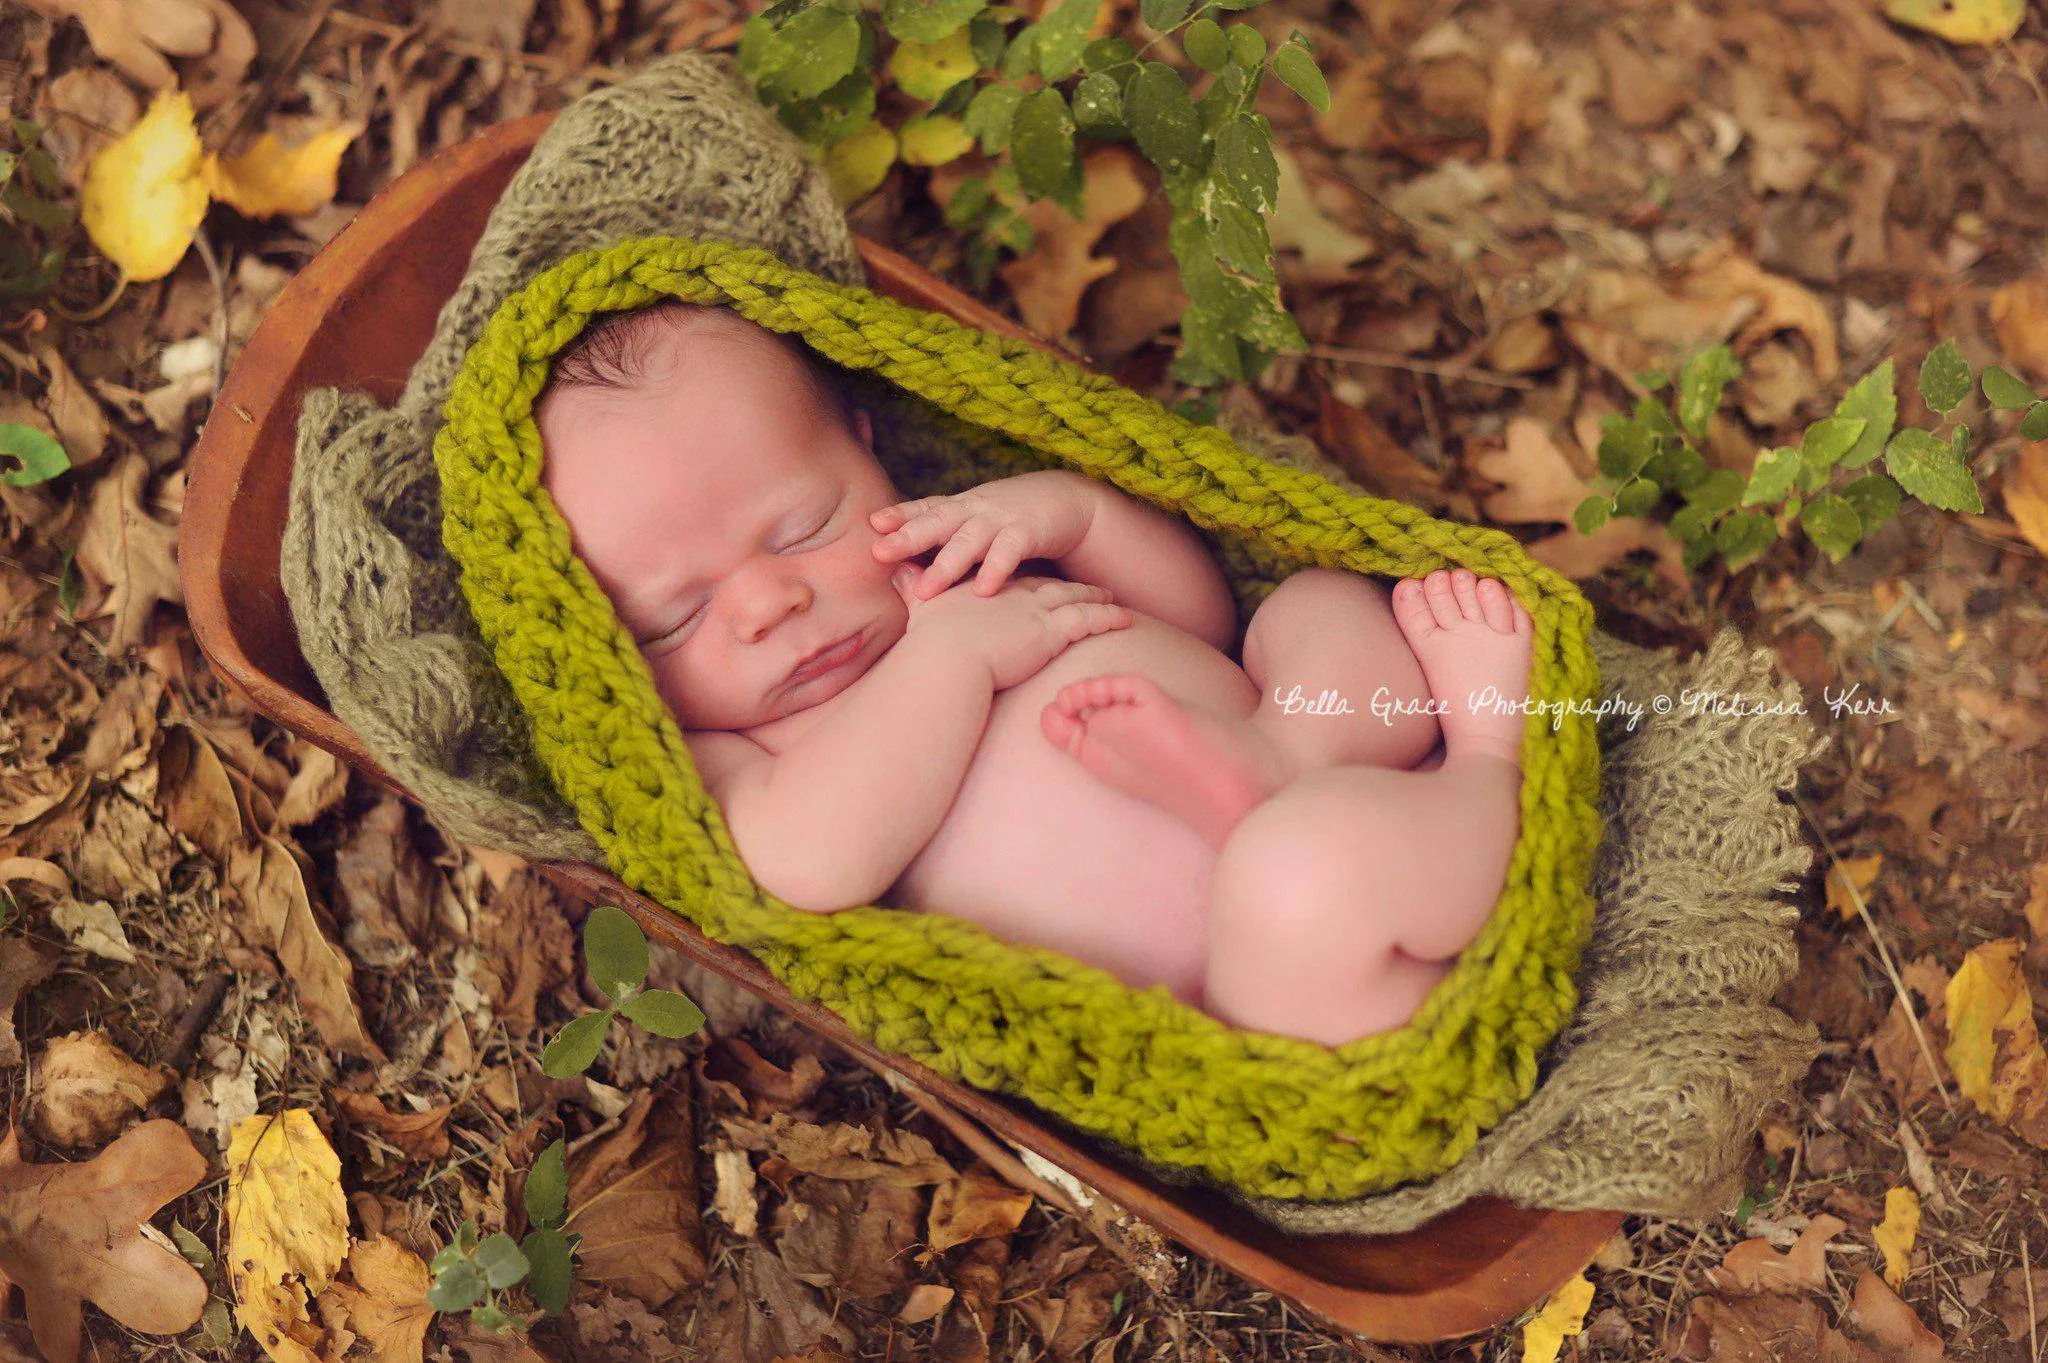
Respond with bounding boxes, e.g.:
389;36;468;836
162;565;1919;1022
272;741;348;830
314;1236;433;1363
1827;853;1883;921
1521;1272;1594;1363
2027;858;2048;941
49;897;135;965
30;344;109;472
29;1030;169;1148
777;1174;924;1301
1270;145;1375;274
2006;443;2048;561
566;1090;707;1307
0;943;53;1068
721;1113;958;1186
333;796;439;969
225;1110;350;1363
899;1283;954;1324
712;1147;761;1238
1466;417;1688;586
1872;1187;1920;1288
1943;938;2048;1146
926;1168;1034;1255
1709;1213;1846;1295
226;836;384;1062
1883;0;2024;44
331;1090;453;1166
1991;274;2048;380
699;1035;827;1118
78;89;208;283
154;723;242;863
16;0;250;97
998;147;1149;341
692;1243;855;1363
1850;1267;1945;1359
1312;373;1446;509
73;451;184;651
206;122;358;220
0;1119;208;1363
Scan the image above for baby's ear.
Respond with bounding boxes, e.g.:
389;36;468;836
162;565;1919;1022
852;406;874;449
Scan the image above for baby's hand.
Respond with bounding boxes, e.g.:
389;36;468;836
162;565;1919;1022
871;470;1095;600
896;567;1131;691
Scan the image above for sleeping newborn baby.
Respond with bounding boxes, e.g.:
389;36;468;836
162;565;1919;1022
536;301;1535;1046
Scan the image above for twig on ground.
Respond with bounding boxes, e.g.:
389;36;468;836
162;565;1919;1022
861;1060;1081;1219
215;0;344;151
1309;344;1536;390
1793;791;1953;1109
326;10;632;84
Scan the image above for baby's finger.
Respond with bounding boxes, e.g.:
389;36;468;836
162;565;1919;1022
1057;603;1133;637
972;525;1038;596
869;498;939;531
918;519;1001;597
872;501;969;563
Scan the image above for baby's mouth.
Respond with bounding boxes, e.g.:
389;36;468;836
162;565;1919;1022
787;628;865;684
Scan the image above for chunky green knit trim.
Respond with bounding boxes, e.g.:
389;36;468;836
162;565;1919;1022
433;234;1603;1200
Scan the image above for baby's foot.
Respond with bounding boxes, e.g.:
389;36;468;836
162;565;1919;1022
1389;568;1534;765
1042;674;1287;849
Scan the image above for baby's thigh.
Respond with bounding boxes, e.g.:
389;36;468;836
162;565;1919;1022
1242;569;1437;770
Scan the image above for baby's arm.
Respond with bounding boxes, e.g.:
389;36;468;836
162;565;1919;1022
1055;477;1238;654
693;632;992;913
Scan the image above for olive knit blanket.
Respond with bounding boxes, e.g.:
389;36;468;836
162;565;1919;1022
280;51;1823;1233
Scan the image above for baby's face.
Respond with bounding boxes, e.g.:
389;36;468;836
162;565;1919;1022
538;334;909;731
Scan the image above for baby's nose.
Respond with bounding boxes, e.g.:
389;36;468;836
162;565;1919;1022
733;565;812;638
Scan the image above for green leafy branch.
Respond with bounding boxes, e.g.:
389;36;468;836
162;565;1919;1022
739;0;1333;386
540;904;707;1078
425;1138;580;1328
1573;340;1990;573
0;117;74;303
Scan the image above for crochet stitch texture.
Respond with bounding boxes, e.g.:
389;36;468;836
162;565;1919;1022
433;233;1604;1200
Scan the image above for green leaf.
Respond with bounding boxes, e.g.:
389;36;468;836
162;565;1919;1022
524;1139;569;1230
889;29;977;100
1183;18;1229;70
775;71;876;146
1023;0;1098;81
1207;199;1272;281
944;175;992;227
1072;72;1124;132
426;1260;486;1313
457;1220;480;1253
1684;467;1745;515
1010;87;1082;213
1228;23;1266;67
1612;476;1662;517
521;1228;575;1316
0;423;68;487
1884;427;1984;513
1841;473;1902;531
1082;37;1136;71
1982;364;2038;410
1682;536;1718;572
1742;446;1802;506
1595;417;1657;482
1124;63;1208;184
2023;400;2048;443
1193;61;1248;137
1798;494;1863;563
469;1304;524;1334
1667;502;1717;543
1572;495;1611;534
170;1222;216;1279
1800;416;1866;470
968;14;1008;66
881;0;988;43
1661;444;1709;494
1270;40;1329;113
1139;0;1193;30
540;1009;614;1079
1832;360;1896;469
963;83;1023;153
1676;345;1741;442
620;987;709;1038
1714;509;1778;572
1213;113;1277;211
0;183;71;233
758;7;866;101
583;904;648;1000
1917;339;1970;416
474;1233;530;1291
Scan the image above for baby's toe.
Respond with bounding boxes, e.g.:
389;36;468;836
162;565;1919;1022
1391;576;1438;641
1449;568;1484;621
1476;578;1516;633
1422;569;1463;630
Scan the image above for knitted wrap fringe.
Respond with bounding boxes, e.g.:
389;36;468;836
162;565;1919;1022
432;234;1604;1201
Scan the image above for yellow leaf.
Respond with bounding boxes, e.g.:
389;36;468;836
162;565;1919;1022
206;124;356;219
1521;1272;1594;1363
315;1236;433;1363
898;113;975;167
1827;853;1883;921
1873;1187;1920;1288
889;29;977;101
822;119;897;206
80;88;209;283
1882;0;2024;44
225;1111;349;1363
1944;938;2048;1147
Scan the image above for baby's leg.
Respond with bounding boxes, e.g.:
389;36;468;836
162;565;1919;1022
1201;752;1523;1046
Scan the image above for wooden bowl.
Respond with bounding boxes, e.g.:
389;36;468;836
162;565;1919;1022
180;110;1623;1344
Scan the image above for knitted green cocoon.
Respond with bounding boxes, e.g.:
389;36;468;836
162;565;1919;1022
433;234;1604;1200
